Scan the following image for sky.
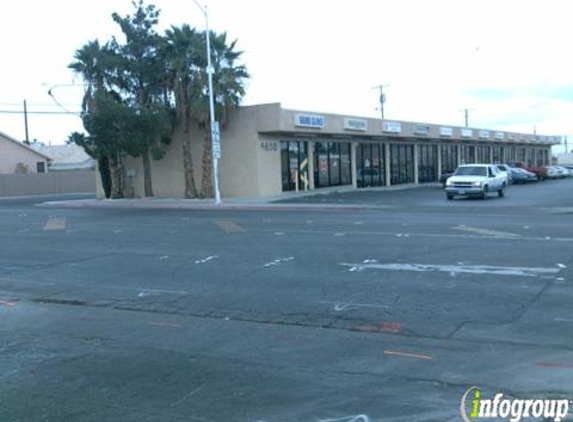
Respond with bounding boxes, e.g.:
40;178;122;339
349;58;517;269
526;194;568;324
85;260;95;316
1;0;572;154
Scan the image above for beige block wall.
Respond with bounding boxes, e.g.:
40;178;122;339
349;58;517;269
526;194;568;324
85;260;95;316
0;137;49;174
0;171;95;197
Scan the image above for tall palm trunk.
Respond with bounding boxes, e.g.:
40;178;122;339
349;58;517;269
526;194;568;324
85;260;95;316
142;148;154;197
200;129;214;198
108;153;124;199
182;114;198;198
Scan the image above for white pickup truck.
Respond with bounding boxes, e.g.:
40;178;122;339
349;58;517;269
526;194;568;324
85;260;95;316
444;164;507;200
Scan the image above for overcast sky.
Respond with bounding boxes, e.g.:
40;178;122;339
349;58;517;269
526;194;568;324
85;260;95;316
1;0;571;152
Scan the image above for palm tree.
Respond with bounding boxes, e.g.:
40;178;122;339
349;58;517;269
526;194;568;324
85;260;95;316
164;25;203;198
69;40;125;198
189;31;249;198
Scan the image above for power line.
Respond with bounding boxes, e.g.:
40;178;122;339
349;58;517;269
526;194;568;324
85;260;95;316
0;110;81;115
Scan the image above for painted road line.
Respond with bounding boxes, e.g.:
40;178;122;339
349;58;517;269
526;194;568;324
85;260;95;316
149;322;182;328
43;217;67;231
383;350;433;360
341;262;561;277
194;255;218;264
453;225;521;238
554;317;573;322
215;220;245;233
261;227;573;242
263;257;294;267
136;288;188;295
320;301;391;312
0;301;16;307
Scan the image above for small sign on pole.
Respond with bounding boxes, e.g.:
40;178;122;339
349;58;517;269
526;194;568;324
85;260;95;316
212;121;221;159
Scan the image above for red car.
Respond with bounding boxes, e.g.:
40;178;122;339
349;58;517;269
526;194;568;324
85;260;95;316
514;163;548;180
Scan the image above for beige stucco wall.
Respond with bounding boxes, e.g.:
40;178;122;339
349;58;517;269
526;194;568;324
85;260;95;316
0;171;95;197
94;103;557;199
0;134;50;174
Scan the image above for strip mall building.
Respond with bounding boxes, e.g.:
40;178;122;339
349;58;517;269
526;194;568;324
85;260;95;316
118;103;560;199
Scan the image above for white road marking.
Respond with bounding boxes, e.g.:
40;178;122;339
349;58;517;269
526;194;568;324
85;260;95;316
334;232;346;236
320;301;390;312
159;255;169;260
453;225;521;238
136;288;188;295
555;317;573;322
195;256;218;264
274;232;285;236
263;257;294;267
319;416;370;422
341;262;561;277
557;263;567;268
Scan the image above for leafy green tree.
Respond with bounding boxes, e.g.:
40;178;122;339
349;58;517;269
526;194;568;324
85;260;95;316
111;0;172;197
69;40;126;198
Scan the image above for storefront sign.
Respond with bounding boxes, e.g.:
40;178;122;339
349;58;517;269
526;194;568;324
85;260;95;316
495;132;505;140
439;127;453;137
478;130;490;139
413;124;430;136
295;113;325;128
461;129;473;138
343;118;368;131
383;121;402;133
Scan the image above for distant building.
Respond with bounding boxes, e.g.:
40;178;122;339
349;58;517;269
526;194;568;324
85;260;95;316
0;131;51;174
557;152;573;165
31;143;95;172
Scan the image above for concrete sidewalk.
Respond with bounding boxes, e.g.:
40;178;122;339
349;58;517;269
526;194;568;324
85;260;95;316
37;184;432;212
37;197;381;212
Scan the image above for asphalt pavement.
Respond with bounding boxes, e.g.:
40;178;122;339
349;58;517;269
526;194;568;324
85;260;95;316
1;180;573;421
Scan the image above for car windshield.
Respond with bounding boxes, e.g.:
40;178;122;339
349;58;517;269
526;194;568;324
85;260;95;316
455;166;487;176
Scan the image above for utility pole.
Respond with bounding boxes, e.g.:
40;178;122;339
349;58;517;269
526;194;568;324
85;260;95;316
461;108;472;127
23;100;30;144
373;84;389;119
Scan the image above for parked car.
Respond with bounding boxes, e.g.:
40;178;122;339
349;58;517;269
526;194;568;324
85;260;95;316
515;163;548;180
509;167;537;184
494;164;513;184
439;172;452;188
553;166;572;177
445;164;507;200
546;166;562;179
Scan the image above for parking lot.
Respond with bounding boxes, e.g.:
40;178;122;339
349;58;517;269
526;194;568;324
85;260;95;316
1;179;573;421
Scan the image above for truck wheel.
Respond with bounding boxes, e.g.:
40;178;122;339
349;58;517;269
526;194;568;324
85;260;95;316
481;186;488;200
498;184;505;198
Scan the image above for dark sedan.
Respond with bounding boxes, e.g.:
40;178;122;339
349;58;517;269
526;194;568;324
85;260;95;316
510;167;537;183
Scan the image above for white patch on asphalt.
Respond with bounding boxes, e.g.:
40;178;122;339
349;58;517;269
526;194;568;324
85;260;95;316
263;257;294;267
274;232;285;236
319;415;370;422
354;221;364;225
554;317;573;322
136;288;188;297
557;263;567;268
334;232;345;236
453;225;521;238
320;301;390;312
159;255;169;260
114;229;123;234
194;256;218;264
341;262;561;277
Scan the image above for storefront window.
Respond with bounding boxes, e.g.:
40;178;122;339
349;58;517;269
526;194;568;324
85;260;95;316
314;142;351;188
441;144;458;174
418;145;438;183
461;145;476;164
280;141;308;191
477;145;491;163
390;144;414;185
357;143;385;188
